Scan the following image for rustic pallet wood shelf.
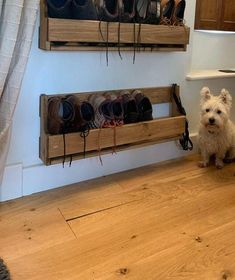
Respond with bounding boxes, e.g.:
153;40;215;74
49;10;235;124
39;0;190;52
39;86;186;166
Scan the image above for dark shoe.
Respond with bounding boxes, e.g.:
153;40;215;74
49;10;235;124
47;0;72;19
47;96;75;134
132;90;153;121
161;0;175;24
105;93;124;125
72;0;98;20
78;100;95;130
171;0;186;25
136;0;161;24
120;90;139;124
119;0;136;22
97;0;119;22
65;95;95;132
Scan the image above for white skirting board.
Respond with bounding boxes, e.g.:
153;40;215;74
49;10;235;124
0;163;23;202
0;134;197;202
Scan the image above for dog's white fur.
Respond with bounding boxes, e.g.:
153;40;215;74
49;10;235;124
198;87;235;168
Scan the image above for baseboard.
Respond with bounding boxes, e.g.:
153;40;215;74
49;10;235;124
0;164;22;202
1;134;198;202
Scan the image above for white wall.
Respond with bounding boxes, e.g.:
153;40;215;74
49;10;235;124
1;0;235;201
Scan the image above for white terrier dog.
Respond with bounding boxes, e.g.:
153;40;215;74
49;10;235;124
198;87;235;168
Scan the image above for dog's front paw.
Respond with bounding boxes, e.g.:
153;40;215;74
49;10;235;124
216;159;224;169
198;161;209;168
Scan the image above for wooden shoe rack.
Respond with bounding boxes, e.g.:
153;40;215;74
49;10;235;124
39;86;186;165
39;0;190;52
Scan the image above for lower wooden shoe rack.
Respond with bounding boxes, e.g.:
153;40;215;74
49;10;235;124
39;86;186;165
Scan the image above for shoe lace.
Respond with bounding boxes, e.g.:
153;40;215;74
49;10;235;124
62;133;66;168
98;13;109;66
80;124;90;159
118;21;122;60
97;126;103;165
112;122;117;154
160;17;172;25
106;22;109;66
137;22;141;52
133;22;136;64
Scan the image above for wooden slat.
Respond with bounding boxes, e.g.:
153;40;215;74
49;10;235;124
45;86;178;105
48;19;190;45
39;0;50;50
48;136;183;166
39;95;50;164
47;116;185;158
49;44;186;52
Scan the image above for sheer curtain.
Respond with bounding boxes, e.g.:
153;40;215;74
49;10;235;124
0;0;39;183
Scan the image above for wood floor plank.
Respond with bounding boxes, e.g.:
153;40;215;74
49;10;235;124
59;182;155;220
1;155;235;280
6;182;235;280
0;207;75;261
104;221;235;280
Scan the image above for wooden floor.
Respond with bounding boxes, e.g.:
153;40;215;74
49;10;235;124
1;155;235;280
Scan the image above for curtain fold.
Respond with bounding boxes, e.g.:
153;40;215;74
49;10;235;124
0;0;39;183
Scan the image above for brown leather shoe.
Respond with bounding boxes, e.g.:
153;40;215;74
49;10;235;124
47;96;64;135
47;96;75;134
132;90;153;121
66;95;95;132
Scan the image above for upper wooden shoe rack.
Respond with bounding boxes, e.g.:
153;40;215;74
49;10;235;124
39;0;190;52
39;86;186;166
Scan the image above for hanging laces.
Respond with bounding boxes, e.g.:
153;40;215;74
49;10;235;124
118;21;122;60
171;83;193;151
106;22;109;66
133;22;136;64
62;133;66;168
80;124;90;159
98;14;109;66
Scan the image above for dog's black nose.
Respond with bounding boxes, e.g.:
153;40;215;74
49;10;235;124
209;118;215;124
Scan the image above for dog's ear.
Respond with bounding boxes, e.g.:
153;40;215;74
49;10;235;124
219;88;232;108
200;87;212;104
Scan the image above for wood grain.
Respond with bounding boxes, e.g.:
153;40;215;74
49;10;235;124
47;19;190;45
2;155;235;279
47;116;186;158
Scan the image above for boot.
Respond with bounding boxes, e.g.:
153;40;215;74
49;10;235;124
47;0;72;19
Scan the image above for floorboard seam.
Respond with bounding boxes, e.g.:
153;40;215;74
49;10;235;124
65;199;140;222
57;207;78;239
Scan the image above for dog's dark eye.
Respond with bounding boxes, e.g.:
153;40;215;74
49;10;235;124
206;109;210;112
217;110;222;114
